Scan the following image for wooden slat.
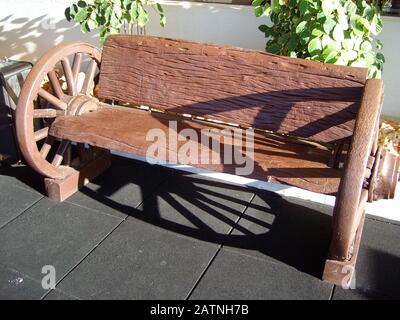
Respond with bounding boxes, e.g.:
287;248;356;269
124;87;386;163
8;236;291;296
98;35;368;144
49;106;342;194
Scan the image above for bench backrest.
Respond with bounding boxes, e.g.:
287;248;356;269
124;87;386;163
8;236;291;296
98;35;368;144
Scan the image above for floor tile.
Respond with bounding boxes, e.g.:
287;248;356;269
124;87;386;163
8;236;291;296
0;264;45;300
66;156;172;218
0;163;45;195
130;172;254;245
0;183;42;228
224;190;333;278
190;249;333;300
0;198;122;296
43;288;79;300
351;217;400;299
56;219;217;299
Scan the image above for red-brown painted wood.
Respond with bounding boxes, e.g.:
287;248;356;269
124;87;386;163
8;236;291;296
49;105;342;194
98;35;368;144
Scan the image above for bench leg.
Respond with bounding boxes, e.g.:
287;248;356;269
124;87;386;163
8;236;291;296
45;149;111;202
322;189;368;287
323;210;365;288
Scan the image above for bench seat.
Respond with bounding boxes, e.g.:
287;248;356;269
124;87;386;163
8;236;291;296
49;105;341;195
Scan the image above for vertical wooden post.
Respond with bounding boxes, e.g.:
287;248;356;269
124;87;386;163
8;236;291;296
323;79;384;287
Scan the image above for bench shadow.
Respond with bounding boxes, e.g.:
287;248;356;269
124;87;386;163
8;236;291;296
74;157;333;279
0;156;333;279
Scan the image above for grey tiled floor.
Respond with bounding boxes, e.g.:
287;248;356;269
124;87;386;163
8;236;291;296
0;156;399;300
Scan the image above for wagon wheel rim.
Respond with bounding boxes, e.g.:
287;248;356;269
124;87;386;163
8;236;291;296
16;42;101;179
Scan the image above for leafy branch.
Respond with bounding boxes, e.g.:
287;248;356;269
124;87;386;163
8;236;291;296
253;0;385;78
65;0;166;46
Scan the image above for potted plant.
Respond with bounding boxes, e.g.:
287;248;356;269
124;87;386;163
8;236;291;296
65;0;166;46
252;0;384;78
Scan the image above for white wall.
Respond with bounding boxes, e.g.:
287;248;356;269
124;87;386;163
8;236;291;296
0;0;398;117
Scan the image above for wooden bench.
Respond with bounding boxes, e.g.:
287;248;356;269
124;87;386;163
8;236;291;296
15;35;399;287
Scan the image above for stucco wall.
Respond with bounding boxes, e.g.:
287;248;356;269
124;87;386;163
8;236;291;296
0;0;398;117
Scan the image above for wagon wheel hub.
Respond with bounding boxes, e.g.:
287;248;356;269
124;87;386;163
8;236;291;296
65;95;99;116
368;146;400;202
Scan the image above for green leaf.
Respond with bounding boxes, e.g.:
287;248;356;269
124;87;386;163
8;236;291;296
80;21;90;33
296;21;307;34
254;5;264;17
156;3;164;13
264;3;272;16
332;24;344;43
65;7;72;21
266;42;282;54
324;50;338;63
252;0;263;6
308;37;322;55
137;6;149;27
87;18;97;30
114;4;123;20
75;8;88;23
361;41;372;52
299;0;309;15
123;0;132;9
311;26;324;37
342;38;354;50
77;0;87;8
322;0;334;16
110;11;120;28
323;18;336;34
160;14;166;27
258;24;269;33
345;0;357;15
337;7;349;30
287;36;298;52
341;50;358;62
299;29;311;45
130;2;138;20
376;52;385;63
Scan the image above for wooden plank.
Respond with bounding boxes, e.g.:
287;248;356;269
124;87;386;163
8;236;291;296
49;105;342;194
98;35;368;144
328;79;384;261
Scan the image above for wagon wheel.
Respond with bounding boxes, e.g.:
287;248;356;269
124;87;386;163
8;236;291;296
16;42;102;180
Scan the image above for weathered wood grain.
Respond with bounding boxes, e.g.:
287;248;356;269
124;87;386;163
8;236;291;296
98;35;368;144
327;79;384;261
49;105;342;194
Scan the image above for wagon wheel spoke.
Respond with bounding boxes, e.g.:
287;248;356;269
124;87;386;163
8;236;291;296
72;53;83;83
52;140;71;166
38;88;67;110
34;127;49;142
81;60;97;95
61;57;77;96
40;136;55;159
33;108;58;118
47;70;64;99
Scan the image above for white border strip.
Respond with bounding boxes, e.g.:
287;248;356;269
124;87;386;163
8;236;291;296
111;150;400;222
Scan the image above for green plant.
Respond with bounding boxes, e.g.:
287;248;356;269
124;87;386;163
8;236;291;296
252;0;385;78
65;0;166;46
